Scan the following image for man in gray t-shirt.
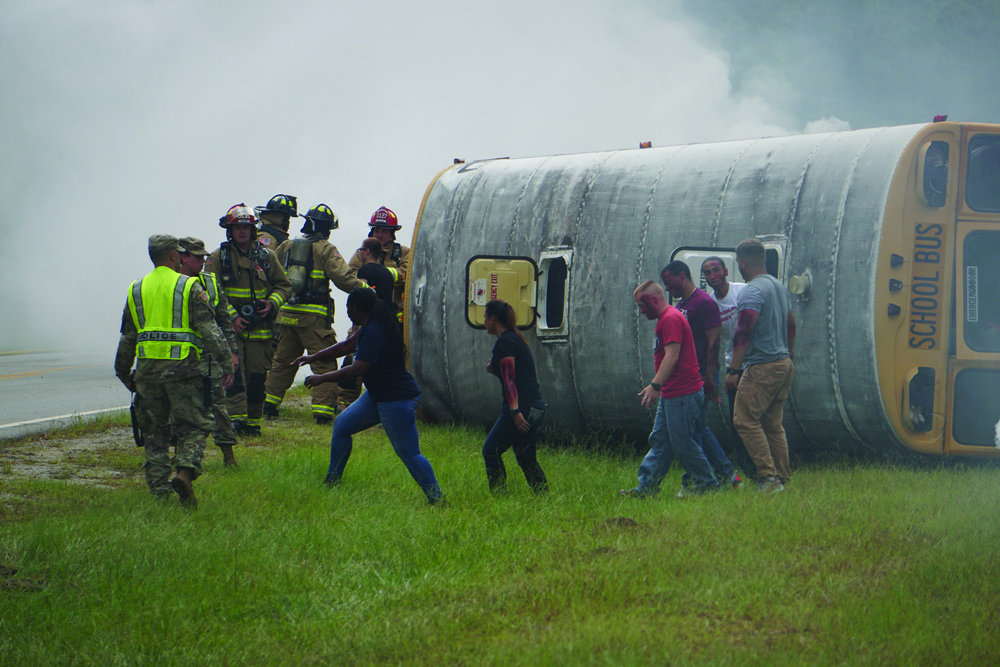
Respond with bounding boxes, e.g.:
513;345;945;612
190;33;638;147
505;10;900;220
724;238;797;493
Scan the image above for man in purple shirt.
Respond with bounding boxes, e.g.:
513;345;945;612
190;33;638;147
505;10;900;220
661;260;740;493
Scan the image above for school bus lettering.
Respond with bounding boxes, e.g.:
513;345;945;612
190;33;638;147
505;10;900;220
909;225;944;350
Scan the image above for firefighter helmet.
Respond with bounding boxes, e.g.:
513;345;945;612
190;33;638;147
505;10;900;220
301;203;339;236
219;203;258;228
368;206;401;230
260;194;298;218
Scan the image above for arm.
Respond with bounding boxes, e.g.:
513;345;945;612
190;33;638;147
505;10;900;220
326;245;369;294
265;249;292;312
189;283;235;379
638;342;680;409
703;325;722;404
294;327;361;367
725;309;759;392
787;310;796;361
305;358;371;388
211;278;239;370
114;304;138;391
499;356;530;433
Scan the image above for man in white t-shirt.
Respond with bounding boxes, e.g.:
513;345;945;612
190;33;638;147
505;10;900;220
701;256;756;478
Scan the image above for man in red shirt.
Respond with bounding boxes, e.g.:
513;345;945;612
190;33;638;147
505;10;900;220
621;281;721;497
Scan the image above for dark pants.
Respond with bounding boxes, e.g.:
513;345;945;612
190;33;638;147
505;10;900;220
482;406;548;494
726;371;758;479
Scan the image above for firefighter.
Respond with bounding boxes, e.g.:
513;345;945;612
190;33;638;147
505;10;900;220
342;206;409;408
114;235;234;507
255;194;298;251
178;236;240;467
206;204;292;436
347;205;409;307
263;204;368;424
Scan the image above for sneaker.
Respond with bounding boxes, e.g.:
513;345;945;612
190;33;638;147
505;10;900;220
730;474;744;489
676;486;687;498
757;476;785;493
323;474;341;488
262;403;279;419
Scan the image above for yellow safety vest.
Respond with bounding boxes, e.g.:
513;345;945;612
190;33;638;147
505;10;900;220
127;266;202;360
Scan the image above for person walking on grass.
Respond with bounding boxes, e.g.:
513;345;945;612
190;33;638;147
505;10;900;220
482;299;549;495
725;238;796;493
660;260;741;494
296;288;445;505
621;281;720;498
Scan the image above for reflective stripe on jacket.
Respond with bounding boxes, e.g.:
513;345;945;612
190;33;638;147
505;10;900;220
127;266;202;360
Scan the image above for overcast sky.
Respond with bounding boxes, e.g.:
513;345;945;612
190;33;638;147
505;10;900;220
2;0;858;353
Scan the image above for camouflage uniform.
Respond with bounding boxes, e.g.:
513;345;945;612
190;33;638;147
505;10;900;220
196;269;239;449
206;240;291;433
264;236;368;421
115;262;234;497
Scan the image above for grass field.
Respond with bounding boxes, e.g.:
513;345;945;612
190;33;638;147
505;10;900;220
1;387;999;665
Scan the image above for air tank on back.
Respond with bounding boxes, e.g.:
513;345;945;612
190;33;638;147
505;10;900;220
406;124;932;455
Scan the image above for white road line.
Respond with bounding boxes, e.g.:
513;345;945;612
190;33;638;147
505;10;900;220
0;406;129;430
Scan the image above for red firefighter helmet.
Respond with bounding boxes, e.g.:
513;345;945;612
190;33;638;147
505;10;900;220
368;206;401;230
219;204;258;230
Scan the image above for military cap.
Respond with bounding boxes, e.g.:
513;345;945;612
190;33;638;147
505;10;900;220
148;234;184;253
178;236;210;256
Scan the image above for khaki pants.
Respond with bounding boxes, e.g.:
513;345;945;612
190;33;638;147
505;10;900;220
733;357;794;482
264;324;340;420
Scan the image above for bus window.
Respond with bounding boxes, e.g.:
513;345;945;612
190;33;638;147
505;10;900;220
965;135;1000;212
766;248;780;279
952;368;1000;447
962;231;1000;353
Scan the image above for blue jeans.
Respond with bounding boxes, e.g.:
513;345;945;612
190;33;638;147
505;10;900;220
482;405;548;494
636;390;719;495
681;387;736;488
327;391;442;502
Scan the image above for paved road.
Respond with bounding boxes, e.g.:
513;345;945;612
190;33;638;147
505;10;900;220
0;349;131;440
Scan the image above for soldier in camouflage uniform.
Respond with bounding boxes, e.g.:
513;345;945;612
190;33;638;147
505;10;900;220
342;206;409;407
178;236;240;466
115;235;235;507
255;194;297;252
263;204;369;424
206;204;292;436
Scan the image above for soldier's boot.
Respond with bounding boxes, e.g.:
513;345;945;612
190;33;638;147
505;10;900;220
262;402;279;420
170;467;198;509
220;444;238;468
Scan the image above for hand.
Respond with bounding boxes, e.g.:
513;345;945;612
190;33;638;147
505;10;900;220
725;373;740;393
704;376;722;405
512;411;530;433
232;316;248;333
293;354;314;368
231;352;239;370
257;301;274;317
122;378;136;393
638;385;659;409
221;374;234;390
486;357;493;374
304;374;326;388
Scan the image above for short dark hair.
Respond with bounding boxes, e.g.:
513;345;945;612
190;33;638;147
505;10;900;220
735;238;766;266
702;256;726;271
661;260;691;282
361;238;383;255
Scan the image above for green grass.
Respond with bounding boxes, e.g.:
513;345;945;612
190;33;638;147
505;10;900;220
1;388;999;665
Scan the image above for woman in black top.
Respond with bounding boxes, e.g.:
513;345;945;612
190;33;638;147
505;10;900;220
482;299;548;494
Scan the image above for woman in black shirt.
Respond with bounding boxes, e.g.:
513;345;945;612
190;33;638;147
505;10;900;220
482;299;548;494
